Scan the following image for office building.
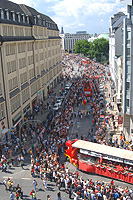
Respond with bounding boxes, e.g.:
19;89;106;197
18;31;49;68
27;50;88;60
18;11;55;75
109;12;126;112
122;2;133;140
0;0;62;138
60;29;90;53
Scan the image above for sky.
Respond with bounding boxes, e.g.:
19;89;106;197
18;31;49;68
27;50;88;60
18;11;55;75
11;0;127;34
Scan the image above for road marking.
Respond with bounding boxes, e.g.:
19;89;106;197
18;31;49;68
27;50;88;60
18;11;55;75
3;176;13;179
22;178;31;180
12;170;24;176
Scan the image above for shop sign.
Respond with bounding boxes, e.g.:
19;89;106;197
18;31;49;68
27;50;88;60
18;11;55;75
38;90;41;99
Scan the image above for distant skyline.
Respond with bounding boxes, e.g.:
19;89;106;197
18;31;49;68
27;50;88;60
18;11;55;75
11;0;127;34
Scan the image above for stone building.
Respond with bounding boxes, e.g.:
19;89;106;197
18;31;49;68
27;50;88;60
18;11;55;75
0;0;62;136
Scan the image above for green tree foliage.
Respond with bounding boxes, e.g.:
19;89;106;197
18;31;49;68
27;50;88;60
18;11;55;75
74;38;109;63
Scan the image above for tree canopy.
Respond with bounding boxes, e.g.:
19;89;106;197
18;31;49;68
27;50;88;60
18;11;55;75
74;38;109;64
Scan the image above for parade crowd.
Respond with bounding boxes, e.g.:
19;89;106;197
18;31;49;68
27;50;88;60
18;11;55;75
0;54;133;200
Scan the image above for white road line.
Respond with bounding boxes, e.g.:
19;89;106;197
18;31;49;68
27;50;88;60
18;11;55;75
21;178;31;180
3;176;13;179
12;170;24;176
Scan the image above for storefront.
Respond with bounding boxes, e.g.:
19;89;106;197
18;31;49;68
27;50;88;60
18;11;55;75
38;90;42;101
1;128;10;145
23;104;31;118
12;111;22;131
32;97;37;108
50;79;53;89
54;78;57;88
47;82;49;93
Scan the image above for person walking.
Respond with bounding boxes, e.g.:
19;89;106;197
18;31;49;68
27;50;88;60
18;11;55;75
10;191;15;200
43;178;47;191
32;180;37;192
30;189;36;200
47;195;51;200
57;191;62;200
3;179;7;191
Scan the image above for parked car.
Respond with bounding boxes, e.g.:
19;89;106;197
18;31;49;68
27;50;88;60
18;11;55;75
53;103;60;111
65;86;70;90
56;96;65;102
56;99;62;106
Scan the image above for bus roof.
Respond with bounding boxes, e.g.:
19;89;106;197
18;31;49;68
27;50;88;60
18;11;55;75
72;140;133;161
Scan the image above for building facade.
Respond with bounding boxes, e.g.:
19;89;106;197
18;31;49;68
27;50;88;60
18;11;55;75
109;12;126;117
123;3;133;140
0;0;62;136
60;27;65;55
60;30;90;53
109;12;126;83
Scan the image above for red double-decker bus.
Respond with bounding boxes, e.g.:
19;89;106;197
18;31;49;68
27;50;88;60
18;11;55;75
64;140;133;184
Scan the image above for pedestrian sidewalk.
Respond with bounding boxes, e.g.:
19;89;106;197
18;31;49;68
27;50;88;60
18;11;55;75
104;79;121;143
34;81;63;122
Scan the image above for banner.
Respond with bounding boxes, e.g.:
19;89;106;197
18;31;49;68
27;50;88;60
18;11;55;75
118;116;123;124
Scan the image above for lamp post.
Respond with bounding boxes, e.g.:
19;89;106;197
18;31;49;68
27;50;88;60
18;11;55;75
19;120;42;147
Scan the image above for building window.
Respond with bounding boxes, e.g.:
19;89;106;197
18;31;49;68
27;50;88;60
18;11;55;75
10;95;20;113
0;83;2;95
127;31;131;39
127;65;130;74
0;103;5;120
34;16;36;24
11;11;15;21
26;16;29;23
22;14;25;23
22;88;29;104
6;10;9;20
43;20;46;26
0;9;4;19
17;13;20;22
126;99;129;107
20;72;27;85
126;82;130;91
127;56;130;61
8;77;18;91
127;48;130;56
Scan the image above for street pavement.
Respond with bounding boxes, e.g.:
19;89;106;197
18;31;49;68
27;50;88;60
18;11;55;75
0;59;132;200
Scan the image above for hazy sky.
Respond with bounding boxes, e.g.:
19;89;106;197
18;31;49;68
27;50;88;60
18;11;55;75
11;0;127;34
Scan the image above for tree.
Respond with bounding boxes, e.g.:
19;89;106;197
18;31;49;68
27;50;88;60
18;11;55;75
74;38;109;63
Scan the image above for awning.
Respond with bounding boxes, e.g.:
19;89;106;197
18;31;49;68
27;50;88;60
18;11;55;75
1;128;9;135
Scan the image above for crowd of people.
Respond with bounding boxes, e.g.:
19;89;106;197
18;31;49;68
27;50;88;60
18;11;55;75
0;54;133;199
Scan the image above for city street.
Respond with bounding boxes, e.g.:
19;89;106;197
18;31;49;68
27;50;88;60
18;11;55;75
0;56;132;200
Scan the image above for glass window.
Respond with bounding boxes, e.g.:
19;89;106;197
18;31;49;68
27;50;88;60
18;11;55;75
127;40;130;44
126;82;130;90
126;74;130;80
17;14;20;22
127;56;130;61
127;31;131;40
127;65;130;73
0;84;2;95
127;48;130;55
12;13;15;21
1;10;4;19
26;16;29;23
6;11;9;20
126;99;129;107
